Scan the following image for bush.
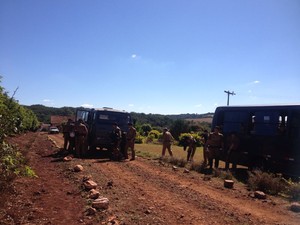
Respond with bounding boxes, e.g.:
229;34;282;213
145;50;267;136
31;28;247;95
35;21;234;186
287;181;300;201
0;77;38;189
135;134;144;144
247;170;286;195
178;133;201;147
0;142;37;190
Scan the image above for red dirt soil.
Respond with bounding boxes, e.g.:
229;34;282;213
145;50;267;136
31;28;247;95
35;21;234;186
1;132;300;225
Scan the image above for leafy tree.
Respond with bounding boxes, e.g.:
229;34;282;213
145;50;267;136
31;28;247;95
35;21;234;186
140;123;152;136
170;119;190;140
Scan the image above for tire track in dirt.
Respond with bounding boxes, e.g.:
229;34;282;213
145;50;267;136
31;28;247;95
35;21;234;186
87;159;252;225
86;157;300;225
129;159;300;225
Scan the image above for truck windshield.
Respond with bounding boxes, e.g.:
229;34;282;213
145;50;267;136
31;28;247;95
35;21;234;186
96;112;130;125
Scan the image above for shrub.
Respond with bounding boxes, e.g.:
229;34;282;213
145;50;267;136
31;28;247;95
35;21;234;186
287;181;300;201
247;170;286;195
0;77;38;189
178;133;201;147
0;142;37;190
135;134;144;144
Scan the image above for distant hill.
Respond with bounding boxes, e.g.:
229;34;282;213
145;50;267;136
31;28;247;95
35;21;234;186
166;113;214;121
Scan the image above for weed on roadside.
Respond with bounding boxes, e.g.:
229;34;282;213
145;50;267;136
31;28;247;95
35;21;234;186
247;170;286;195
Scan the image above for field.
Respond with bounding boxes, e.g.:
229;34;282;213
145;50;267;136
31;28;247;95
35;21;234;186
135;143;204;161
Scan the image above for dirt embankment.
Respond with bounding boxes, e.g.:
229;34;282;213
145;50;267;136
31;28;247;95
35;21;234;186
1;132;300;225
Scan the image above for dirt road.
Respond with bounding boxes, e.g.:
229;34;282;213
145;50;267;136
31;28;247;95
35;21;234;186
1;132;300;225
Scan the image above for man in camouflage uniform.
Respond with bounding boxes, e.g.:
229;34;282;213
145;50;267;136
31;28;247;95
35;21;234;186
125;122;137;160
161;128;174;157
206;126;224;169
62;119;73;150
111;122;122;160
186;134;197;162
74;119;88;158
225;132;240;171
200;130;209;166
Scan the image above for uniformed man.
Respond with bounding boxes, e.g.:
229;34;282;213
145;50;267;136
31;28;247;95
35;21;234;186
186;134;197;162
225;132;240;171
68;122;76;153
125;122;137;160
62;119;73;150
74;119;88;158
200;130;209;166
206;126;224;169
111;122;122;160
161;128;174;157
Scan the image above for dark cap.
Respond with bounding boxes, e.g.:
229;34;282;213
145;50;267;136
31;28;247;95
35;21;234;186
214;126;220;130
113;122;118;126
163;127;168;131
128;122;133;126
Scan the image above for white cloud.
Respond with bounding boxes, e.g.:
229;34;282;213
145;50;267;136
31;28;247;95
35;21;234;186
195;104;202;108
248;80;260;85
128;104;134;107
42;99;55;106
131;54;137;58
81;104;93;108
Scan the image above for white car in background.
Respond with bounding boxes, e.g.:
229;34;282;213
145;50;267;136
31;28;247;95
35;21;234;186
49;126;59;134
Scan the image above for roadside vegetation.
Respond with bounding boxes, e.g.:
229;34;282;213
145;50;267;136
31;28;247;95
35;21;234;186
0;77;39;190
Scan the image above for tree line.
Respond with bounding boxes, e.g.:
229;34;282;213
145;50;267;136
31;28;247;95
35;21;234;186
25;105;212;140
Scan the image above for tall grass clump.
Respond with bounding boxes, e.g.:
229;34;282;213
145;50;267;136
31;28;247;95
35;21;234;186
160;156;187;168
247;170;286;195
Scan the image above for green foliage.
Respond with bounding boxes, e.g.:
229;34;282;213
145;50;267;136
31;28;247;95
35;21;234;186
178;132;201;147
0;82;39;141
148;130;160;139
0;142;36;188
145;130;161;143
170;119;190;139
135;133;144;144
140;123;152;136
0;77;38;188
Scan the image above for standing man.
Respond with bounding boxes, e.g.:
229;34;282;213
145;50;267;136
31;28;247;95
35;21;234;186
161;128;174;157
186;134;197;162
62;119;73;151
126;122;137;160
225;132;240;171
206;126;224;169
111;122;122;160
74;119;88;158
200;130;209;166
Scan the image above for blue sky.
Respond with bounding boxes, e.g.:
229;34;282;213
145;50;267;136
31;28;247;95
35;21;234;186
1;0;299;115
